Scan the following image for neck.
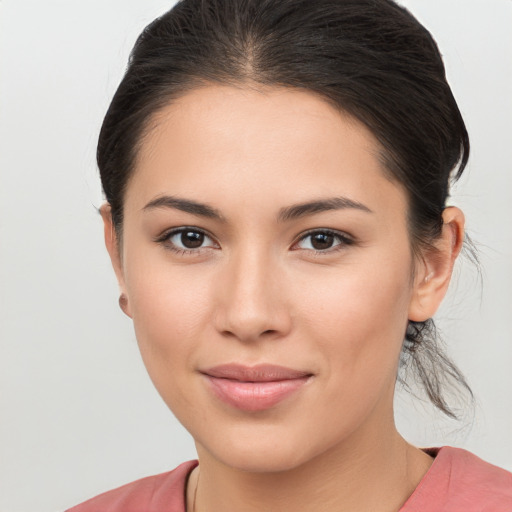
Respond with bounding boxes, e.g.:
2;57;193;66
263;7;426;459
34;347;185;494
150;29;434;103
189;423;433;512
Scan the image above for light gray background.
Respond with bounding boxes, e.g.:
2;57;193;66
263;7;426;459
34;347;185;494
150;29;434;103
1;1;511;511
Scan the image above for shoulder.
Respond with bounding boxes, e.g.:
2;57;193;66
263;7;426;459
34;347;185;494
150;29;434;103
402;447;512;512
446;447;512;491
65;460;198;512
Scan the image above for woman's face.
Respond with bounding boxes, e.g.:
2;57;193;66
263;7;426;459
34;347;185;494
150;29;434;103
110;85;427;472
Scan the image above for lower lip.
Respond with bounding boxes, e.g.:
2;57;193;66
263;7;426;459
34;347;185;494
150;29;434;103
204;375;311;412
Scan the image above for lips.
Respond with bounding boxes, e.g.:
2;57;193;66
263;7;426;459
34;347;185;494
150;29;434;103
201;364;312;412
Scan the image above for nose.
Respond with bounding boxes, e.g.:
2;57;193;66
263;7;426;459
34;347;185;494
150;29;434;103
213;248;292;343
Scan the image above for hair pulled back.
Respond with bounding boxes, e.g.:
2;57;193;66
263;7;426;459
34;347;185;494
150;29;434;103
98;0;472;417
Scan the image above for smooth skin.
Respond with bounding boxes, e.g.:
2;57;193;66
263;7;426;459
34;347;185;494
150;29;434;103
101;85;464;512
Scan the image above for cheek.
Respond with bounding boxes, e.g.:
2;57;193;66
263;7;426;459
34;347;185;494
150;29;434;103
130;271;205;342
123;252;213;404
295;254;413;396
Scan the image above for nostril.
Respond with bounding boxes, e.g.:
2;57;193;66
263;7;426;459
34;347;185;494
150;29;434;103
220;328;277;339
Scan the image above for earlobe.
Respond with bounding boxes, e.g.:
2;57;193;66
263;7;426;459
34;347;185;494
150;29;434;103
100;204;132;318
408;207;465;322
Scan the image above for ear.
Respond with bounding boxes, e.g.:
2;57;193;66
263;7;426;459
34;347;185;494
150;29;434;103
408;207;465;322
100;203;132;318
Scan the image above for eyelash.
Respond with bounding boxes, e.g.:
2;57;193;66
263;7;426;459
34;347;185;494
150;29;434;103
155;227;355;256
155;226;218;256
293;229;355;256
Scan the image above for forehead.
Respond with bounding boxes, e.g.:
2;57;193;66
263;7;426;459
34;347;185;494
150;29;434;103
141;84;379;164
126;84;405;216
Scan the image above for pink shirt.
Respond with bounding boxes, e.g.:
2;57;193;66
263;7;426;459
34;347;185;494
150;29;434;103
66;447;512;511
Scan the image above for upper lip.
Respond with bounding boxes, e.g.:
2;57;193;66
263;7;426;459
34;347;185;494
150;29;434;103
202;364;312;382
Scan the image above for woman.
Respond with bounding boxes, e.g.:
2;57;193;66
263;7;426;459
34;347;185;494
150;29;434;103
67;0;512;510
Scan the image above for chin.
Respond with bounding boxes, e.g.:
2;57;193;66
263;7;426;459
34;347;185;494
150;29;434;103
213;446;312;474
194;421;335;474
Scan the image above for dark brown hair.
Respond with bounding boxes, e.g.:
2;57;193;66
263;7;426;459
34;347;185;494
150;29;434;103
97;0;473;417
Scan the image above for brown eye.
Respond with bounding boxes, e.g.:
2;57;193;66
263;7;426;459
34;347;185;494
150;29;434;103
295;230;352;253
310;232;335;250
160;227;217;253
180;230;204;248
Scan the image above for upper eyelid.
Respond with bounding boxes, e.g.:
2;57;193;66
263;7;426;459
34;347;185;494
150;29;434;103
299;228;351;237
294;228;353;243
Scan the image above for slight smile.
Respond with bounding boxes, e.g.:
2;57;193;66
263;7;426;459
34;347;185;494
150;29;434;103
201;364;314;412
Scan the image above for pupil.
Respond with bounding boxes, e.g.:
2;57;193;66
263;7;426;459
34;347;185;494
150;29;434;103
181;231;204;249
312;233;333;250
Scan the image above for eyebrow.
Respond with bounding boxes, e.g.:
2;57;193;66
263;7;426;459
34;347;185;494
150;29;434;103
142;195;372;222
277;197;373;222
143;196;226;221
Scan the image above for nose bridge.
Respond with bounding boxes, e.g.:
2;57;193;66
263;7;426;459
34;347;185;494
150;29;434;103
215;244;290;342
